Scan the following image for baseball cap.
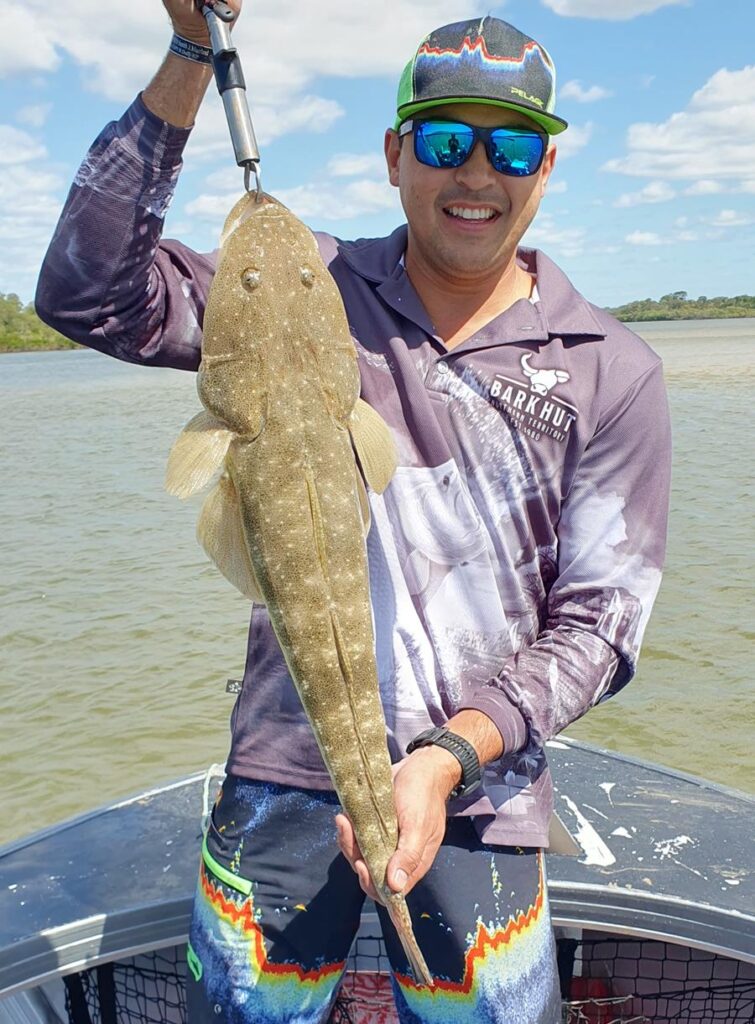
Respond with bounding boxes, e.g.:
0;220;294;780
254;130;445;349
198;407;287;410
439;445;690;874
395;16;568;136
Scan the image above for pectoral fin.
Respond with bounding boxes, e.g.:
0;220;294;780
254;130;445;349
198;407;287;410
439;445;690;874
197;473;265;603
165;411;234;498
348;399;397;495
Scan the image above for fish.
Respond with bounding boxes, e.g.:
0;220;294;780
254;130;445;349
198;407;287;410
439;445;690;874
165;192;433;987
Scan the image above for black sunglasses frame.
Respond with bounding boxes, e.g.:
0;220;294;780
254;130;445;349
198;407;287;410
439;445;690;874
398;118;548;178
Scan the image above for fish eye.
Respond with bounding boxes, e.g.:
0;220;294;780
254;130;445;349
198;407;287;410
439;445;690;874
300;267;315;287
241;268;261;291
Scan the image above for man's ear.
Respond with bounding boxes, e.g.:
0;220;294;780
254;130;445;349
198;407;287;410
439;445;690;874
385;129;401;187
539;143;557;197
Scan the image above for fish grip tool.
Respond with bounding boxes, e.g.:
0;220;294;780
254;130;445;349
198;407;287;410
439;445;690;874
198;1;262;199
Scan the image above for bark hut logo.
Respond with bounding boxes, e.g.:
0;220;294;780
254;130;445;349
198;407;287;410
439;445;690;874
520;353;570;395
488;354;578;443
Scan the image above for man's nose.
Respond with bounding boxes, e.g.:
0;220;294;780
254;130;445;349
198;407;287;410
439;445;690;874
453;140;497;188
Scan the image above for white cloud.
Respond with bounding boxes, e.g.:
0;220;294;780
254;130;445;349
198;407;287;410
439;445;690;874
0;125;47;166
559;80;612;103
740;180;755;194
0;163;64;298
186;177;399;226
17;103;53;128
185;92;344;163
554;123;593;159
0;5;60;75
625;231;663;245
523;214;587;257
676;230;698;242
276;179;399;221
327;153;387;178
604;66;755;180
541;0;688;18
709;209;753;228
614;180;676;207
546;180;568;194
3;1;480;101
683;179;725;196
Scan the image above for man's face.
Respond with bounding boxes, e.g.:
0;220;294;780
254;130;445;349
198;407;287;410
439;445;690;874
384;102;556;284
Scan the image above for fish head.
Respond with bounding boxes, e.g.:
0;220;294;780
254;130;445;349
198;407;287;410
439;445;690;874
203;193;359;427
198;194;301;436
211;193;329;339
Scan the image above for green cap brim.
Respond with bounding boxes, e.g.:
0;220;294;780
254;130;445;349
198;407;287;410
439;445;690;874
394;97;568;136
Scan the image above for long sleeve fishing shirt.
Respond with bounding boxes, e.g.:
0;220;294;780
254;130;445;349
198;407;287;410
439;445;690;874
36;97;671;847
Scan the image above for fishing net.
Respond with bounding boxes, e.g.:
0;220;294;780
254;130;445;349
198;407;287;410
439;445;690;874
61;934;755;1024
561;936;755;1023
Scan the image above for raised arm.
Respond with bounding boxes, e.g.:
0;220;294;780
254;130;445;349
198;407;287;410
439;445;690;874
35;1;243;370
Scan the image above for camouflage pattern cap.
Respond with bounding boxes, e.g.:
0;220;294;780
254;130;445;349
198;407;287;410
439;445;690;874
395;16;568;136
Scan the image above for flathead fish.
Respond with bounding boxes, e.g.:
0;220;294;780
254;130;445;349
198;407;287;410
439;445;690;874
166;193;433;986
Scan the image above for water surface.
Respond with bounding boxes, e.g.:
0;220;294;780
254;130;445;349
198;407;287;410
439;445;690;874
2;319;753;842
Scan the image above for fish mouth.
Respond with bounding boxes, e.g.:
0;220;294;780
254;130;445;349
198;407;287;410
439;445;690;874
219;193;285;246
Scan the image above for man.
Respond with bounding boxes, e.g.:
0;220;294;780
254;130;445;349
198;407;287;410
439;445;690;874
36;6;671;1023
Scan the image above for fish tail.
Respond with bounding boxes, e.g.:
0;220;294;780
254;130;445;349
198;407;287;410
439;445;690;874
165;410;234;498
385;892;434;987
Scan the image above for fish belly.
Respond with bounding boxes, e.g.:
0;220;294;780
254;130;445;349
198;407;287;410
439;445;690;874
228;412;397;882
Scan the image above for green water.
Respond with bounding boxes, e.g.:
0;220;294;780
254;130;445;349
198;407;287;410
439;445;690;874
2;319;753;842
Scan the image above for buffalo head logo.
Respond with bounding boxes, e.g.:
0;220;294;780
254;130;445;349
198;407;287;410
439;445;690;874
520;353;570;396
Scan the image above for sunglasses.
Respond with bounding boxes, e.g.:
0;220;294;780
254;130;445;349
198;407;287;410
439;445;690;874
398;118;547;177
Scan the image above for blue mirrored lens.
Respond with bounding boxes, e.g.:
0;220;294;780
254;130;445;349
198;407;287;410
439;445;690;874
413;121;545;177
489;129;544;176
415;122;475;168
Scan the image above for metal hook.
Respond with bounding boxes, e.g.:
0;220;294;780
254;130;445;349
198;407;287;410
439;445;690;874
244;161;263;202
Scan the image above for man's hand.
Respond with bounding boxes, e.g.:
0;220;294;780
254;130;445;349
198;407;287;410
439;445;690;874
335;745;460;899
336;711;504;899
161;0;243;46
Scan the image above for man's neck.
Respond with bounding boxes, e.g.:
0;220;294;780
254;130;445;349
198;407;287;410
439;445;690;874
404;248;534;351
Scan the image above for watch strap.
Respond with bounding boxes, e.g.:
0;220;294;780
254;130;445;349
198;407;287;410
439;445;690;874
406;726;482;800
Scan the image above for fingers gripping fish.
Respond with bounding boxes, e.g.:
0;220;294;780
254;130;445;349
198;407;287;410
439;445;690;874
166;193;433;987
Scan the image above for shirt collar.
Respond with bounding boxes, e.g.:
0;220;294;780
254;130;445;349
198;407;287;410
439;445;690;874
337;226;606;345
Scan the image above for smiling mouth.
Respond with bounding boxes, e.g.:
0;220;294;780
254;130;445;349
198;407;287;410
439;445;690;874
443;205;500;222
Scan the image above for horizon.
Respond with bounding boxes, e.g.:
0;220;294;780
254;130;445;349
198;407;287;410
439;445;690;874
0;0;753;308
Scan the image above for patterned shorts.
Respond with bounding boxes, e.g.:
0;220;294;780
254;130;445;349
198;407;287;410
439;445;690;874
186;776;561;1024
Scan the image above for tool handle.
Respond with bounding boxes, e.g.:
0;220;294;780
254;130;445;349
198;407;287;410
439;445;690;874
200;2;261;183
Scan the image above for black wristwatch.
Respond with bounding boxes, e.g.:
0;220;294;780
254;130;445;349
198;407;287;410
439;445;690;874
406;726;482;800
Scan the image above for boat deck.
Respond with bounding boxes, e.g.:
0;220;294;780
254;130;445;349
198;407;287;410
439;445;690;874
1;737;752;997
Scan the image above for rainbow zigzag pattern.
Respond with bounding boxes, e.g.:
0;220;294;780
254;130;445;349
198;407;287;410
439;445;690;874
417;34;554;75
393;855;555;1022
193;855;554;1021
193;862;345;1021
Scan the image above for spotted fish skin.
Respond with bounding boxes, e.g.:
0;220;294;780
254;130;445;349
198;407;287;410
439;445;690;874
167;193;432;986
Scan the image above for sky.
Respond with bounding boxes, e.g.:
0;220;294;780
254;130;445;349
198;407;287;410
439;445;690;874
0;0;753;308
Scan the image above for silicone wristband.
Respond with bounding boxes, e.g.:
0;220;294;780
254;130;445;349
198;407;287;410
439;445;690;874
169;33;213;66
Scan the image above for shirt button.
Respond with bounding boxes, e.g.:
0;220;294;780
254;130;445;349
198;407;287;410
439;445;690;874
437;360;449;374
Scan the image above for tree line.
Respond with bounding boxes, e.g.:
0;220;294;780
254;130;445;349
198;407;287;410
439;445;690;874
606;291;755;322
0;292;79;352
2;289;754;353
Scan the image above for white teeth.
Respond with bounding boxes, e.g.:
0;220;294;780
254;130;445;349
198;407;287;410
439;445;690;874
447;206;496;221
